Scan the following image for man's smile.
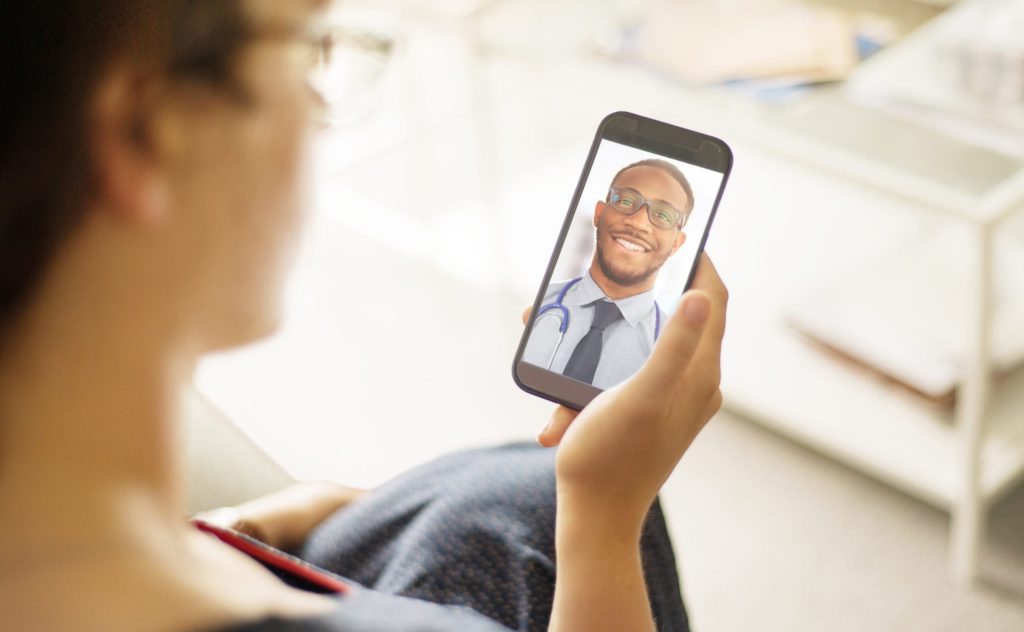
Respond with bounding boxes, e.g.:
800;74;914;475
611;232;653;253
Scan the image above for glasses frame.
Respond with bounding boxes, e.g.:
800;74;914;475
605;187;690;231
248;23;394;127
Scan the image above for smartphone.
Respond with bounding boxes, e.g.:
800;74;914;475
512;111;732;410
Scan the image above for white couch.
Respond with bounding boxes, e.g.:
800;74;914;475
183;384;295;515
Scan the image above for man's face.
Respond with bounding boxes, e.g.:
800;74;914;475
593;165;688;288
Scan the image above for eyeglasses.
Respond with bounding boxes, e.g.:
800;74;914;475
606;187;689;231
279;25;395;128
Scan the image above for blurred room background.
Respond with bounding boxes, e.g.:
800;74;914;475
195;0;1024;629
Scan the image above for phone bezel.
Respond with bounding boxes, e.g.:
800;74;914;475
511;111;733;411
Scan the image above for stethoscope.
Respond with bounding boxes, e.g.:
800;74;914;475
533;276;661;370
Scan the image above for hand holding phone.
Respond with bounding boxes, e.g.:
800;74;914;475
544;253;727;632
541;253;726;514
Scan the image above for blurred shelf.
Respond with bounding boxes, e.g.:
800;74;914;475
702;8;1024;583
723;322;1024;511
728;90;1024;223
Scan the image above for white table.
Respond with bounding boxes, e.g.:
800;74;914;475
720;91;1024;586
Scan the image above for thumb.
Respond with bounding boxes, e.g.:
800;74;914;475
637;290;710;390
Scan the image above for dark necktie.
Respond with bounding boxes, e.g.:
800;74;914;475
563;300;623;385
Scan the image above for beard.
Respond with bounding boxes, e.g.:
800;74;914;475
594;224;670;288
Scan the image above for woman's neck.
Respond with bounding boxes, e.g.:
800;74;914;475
0;287;195;563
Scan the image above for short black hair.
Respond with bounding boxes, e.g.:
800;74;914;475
609;158;694;213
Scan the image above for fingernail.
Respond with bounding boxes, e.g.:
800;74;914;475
683;294;710;326
536;421;551;446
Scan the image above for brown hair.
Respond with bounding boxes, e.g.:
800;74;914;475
0;1;252;331
610;158;694;213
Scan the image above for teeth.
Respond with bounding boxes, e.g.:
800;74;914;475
615;237;647;252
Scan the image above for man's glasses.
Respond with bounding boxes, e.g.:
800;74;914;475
606;187;689;231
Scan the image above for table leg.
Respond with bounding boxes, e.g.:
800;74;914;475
950;221;992;586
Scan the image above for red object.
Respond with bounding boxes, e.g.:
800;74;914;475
193;519;350;595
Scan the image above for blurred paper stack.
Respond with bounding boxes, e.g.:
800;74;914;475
609;0;906;102
630;2;861;85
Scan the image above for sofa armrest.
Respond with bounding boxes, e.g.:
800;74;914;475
182;383;295;515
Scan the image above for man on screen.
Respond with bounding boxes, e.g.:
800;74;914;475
523;158;694;389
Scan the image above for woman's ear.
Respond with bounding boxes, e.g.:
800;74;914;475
90;69;170;226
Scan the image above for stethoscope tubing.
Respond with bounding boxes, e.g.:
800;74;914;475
532;277;660;370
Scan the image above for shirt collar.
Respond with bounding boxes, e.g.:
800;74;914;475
563;271;657;327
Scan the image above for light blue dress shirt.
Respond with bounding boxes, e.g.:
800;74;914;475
522;272;663;389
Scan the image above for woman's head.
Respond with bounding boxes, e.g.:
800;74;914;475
0;0;325;354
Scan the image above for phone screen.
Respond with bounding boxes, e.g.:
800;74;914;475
513;112;731;409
